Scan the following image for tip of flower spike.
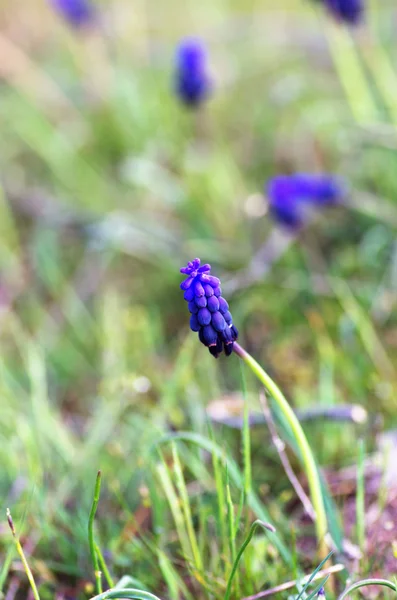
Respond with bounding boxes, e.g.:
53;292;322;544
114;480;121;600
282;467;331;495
180;258;201;275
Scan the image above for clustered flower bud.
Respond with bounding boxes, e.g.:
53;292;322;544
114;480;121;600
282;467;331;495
180;259;238;358
323;0;363;25
50;0;94;27
175;38;211;108
266;173;344;229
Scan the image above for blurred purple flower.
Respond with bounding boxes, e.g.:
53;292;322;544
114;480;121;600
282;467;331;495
175;38;211;107
323;0;363;25
50;0;94;27
180;259;238;358
266;173;344;229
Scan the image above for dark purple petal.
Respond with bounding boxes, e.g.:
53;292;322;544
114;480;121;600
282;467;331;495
211;312;226;332
207;296;219;313
202;324;218;346
209;337;223;358
194;295;207;308
194;280;205;297
201;274;220;287
180;276;194;291
220;327;232;343
188;301;198;314
203;284;214;297
230;325;239;340
224;341;234;356
197;308;211;326
190;314;200;332
198;263;211;273
184;287;195;302
223;310;232;324
213;286;221;297
218;297;229;314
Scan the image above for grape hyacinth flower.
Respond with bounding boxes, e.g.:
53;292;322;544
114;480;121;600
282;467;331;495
322;0;363;25
179;258;328;555
180;259;238;358
267;173;343;229
175;38;211;107
50;0;94;27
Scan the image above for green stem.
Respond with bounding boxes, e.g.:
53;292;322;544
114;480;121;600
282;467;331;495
224;520;275;600
89;589;163;600
95;543;114;589
338;579;396;600
6;509;41;600
88;471;103;595
233;343;328;555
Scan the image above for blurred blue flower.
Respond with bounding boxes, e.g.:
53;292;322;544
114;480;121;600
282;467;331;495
175;38;211;107
180;259;238;358
50;0;94;27
323;0;363;25
267;173;344;229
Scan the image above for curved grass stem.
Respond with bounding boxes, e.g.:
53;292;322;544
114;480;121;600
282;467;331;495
338;579;396;600
233;343;328;557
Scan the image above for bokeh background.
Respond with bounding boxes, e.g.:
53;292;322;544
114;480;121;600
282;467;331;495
1;0;397;598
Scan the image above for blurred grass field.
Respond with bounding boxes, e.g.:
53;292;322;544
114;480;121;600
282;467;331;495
1;0;397;598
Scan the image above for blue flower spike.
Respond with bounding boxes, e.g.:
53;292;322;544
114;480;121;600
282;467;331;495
323;0;363;25
180;259;238;358
267;173;344;229
175;38;211;108
50;0;94;28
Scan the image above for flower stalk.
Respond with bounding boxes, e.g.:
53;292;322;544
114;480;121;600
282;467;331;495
233;342;328;556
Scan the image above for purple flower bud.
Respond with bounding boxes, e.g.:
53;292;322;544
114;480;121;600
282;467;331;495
184;287;195;302
204;284;214;297
175;38;212;108
266;173;345;229
188;301;198;314
198;308;212;326
202;324;218;346
211;312;226;332
223;311;232;324
190;315;200;332
218;297;229;314
207;296;220;313
194;280;205;297
323;0;363;24
180;258;238;358
50;0;94;27
194;295;207;308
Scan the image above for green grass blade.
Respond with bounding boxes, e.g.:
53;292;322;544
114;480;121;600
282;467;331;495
171;442;203;572
155;453;191;562
88;471;103;595
224;520;276;600
356;439;365;556
295;551;334;600
153;431;292;564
